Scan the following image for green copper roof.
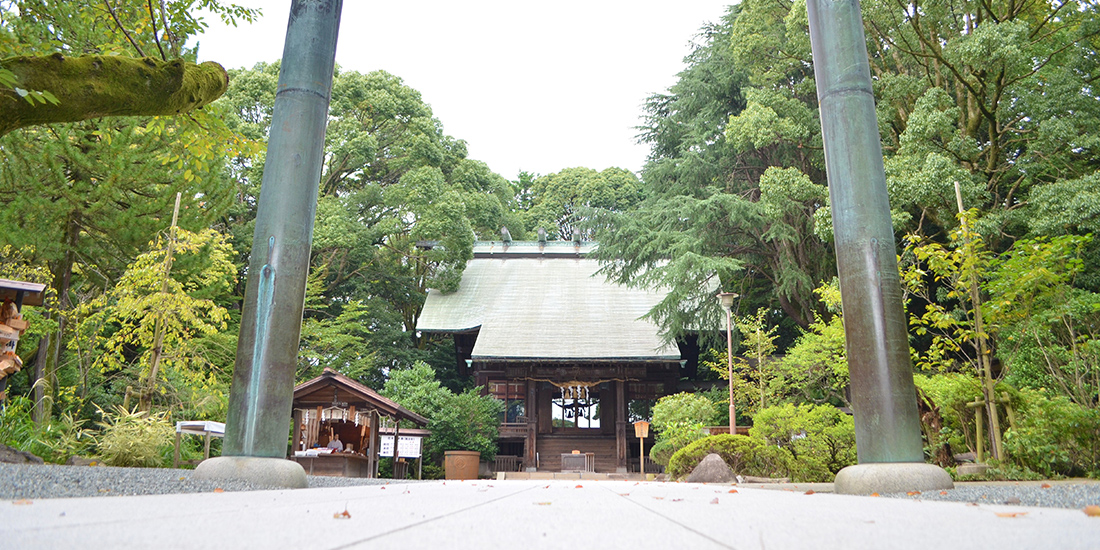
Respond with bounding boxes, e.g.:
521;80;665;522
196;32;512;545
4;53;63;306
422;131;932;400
416;241;678;361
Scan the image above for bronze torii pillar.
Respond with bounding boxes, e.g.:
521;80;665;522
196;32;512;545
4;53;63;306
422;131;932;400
806;0;951;494
196;0;343;487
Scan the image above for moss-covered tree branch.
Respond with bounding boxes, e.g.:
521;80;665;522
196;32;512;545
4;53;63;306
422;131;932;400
0;54;228;136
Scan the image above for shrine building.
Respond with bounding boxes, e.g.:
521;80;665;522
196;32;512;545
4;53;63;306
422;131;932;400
417;239;699;473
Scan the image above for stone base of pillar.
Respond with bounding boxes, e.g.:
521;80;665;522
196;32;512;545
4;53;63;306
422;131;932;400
834;462;953;495
193;456;307;489
956;462;991;476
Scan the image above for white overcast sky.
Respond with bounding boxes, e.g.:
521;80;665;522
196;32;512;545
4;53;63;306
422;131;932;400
194;1;732;181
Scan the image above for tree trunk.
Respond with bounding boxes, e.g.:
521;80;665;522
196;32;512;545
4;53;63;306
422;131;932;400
1;54;227;136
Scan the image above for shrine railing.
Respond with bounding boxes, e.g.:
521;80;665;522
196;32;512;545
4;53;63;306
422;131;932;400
491;454;522;472
498;422;527;439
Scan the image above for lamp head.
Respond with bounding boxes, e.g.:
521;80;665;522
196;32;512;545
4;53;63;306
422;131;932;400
717;292;738;311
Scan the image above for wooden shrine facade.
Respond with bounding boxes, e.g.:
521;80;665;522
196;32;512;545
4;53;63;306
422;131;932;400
418;241;693;473
477;360;681;472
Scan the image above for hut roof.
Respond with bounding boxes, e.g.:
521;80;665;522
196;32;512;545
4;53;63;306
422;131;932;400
416;241;679;361
0;278;47;307
293;368;429;426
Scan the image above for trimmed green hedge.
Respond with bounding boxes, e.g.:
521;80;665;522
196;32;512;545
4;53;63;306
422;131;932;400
666;434;792;480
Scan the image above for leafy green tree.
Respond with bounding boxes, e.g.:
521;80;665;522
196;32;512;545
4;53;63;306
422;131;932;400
219;64;522;383
67;229;237;419
0;0;257;423
382;361;502;463
526;166;642;240
985;235;1100;408
593;6;834;343
769;283;849;408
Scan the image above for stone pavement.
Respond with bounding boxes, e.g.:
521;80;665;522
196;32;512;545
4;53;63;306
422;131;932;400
4;479;1098;550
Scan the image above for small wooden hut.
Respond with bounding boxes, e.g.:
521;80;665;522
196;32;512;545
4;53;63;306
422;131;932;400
291;368;428;478
0;278;46;401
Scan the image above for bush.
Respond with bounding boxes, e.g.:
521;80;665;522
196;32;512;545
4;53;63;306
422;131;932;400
649;392;715;466
913;373;984;455
95;406;174;467
650;422;710;466
0;396;96;463
749;403;856;475
382;362;503;463
425;389;503;463
1003;391;1100;478
666;434;791;480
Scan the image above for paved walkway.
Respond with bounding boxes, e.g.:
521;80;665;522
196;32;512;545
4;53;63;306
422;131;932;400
4;479;1098;549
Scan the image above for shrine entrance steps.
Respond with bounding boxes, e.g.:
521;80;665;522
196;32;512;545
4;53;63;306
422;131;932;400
496;471;656;481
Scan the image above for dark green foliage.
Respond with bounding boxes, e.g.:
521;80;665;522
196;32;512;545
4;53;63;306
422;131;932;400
1003;391;1100;478
666;434;791;481
913;373;985;457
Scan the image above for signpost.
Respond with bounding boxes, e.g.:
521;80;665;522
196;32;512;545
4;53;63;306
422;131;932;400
633;420;650;476
379;435;423;458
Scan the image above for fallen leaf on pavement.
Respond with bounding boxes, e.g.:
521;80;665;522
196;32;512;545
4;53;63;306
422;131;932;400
907;491;921;496
940;491;948;495
213;488;224;493
1083;505;1100;517
805;490;815;495
12;500;32;505
575;485;583;489
710;498;720;504
671;498;683;502
1040;483;1052;489
534;502;552;506
995;512;1028;518
333;509;351;519
652;496;664;500
870;493;880;497
728;489;738;494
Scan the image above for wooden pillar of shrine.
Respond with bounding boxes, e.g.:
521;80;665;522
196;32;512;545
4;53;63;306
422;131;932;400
291;409;303;454
524;380;538;471
615;380;628;472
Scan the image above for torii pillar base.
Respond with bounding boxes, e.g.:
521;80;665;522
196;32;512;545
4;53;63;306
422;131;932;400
193;456;307;489
834;462;953;495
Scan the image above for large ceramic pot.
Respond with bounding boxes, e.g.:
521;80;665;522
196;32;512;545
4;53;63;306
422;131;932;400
444;450;480;480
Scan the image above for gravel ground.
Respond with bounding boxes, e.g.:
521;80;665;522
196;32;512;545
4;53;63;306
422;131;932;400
3;463;1098;510
0;463;400;500
882;481;1100;510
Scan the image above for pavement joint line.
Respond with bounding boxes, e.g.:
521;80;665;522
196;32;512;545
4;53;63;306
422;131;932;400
597;483;741;550
325;482;542;549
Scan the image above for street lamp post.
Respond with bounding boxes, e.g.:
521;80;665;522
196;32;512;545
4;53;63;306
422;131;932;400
718;292;738;436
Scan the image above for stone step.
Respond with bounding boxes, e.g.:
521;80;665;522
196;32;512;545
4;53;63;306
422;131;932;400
499;471;655;481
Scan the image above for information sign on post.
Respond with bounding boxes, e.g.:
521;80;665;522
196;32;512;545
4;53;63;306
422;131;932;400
379;435;422;458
